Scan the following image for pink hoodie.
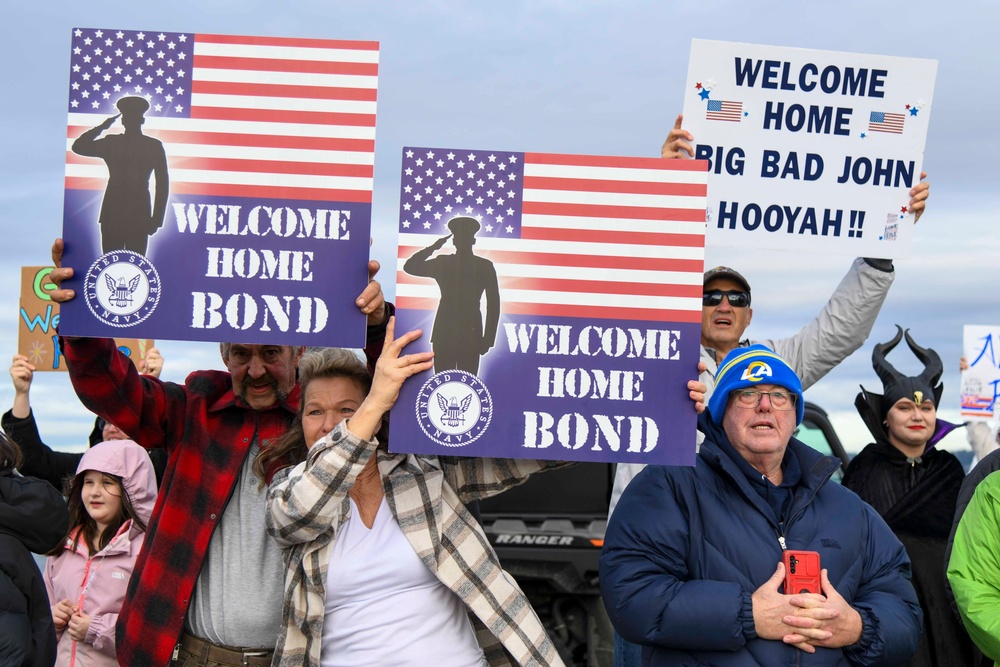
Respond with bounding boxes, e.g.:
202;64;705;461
43;440;157;667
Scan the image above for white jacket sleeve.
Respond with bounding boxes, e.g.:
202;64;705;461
610;259;892;518
757;258;894;390
265;424;376;547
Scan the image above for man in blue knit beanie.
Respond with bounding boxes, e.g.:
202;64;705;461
708;344;805;427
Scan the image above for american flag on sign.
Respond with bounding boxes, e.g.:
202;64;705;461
706;99;743;122
961;394;995;418
65;28;377;202
396;148;708;323
868;111;905;135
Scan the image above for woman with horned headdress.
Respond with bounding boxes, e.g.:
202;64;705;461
843;325;974;667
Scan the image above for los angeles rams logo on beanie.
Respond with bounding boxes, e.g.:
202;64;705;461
709;344;804;425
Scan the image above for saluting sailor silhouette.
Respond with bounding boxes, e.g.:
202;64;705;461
72;95;169;255
404;216;501;375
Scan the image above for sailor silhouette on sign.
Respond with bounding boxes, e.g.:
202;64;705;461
404;216;500;375
72;95;169;255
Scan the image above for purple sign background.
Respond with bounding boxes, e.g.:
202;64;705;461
59;191;370;346
388;310;702;465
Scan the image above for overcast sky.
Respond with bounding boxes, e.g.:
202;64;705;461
2;0;997;456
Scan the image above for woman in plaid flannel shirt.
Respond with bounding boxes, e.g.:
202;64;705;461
263;319;574;667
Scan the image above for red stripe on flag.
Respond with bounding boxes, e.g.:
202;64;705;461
193;80;378;101
168;181;372;202
64;176;108;191
65;176;373;202
396;296;701;323
193;55;378;76
197;34;380;51
160;156;373;178
190;107;376;127
522;201;706;222
506;276;697;299
525;152;709;172
67;126;375;153
399;246;702;273
523;176;707;197
502;302;702;323
66;151;373;180
397;272;701;298
520;226;705;247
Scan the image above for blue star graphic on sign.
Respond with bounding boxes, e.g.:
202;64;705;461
860;132;866;139
743;111;749;117
699;89;711;100
909;107;919;116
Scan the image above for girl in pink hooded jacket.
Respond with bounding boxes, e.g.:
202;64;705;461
43;439;156;667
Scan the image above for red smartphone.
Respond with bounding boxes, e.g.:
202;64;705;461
783;550;821;594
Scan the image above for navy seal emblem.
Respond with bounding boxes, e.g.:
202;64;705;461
84;251;161;327
415;370;493;447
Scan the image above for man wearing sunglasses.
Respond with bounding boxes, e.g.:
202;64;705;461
612;256;911;514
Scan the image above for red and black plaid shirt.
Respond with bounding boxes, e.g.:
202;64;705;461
62;324;385;667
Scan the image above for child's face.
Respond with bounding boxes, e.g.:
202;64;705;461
82;470;123;530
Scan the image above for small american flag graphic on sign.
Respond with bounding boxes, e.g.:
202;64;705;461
706;100;743;122
868;111;905;134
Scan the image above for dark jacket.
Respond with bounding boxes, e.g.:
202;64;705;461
0;469;70;667
1;409;167;490
843;437;974;667
600;413;922;666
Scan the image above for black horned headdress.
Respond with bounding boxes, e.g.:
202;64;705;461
855;325;944;442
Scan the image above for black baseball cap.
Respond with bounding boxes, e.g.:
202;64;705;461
703;266;751;294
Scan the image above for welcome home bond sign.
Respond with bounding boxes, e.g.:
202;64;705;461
388;147;708;465
682;40;936;259
57;28;377;346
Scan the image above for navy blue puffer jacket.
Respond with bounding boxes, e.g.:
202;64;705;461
600;413;922;666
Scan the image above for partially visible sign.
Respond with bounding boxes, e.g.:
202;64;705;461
18;266;153;371
681;39;936;259
389;146;708;466
961;324;1000;421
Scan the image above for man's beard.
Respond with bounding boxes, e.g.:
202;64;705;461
238;374;289;407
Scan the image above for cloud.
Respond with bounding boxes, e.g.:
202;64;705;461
3;0;998;454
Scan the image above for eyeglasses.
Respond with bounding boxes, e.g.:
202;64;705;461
731;389;796;410
702;290;750;308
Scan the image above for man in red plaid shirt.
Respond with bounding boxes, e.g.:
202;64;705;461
47;238;391;667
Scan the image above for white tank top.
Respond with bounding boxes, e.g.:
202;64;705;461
322;496;487;667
